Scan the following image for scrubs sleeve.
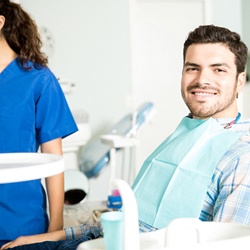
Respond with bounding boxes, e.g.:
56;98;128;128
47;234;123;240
35;71;78;144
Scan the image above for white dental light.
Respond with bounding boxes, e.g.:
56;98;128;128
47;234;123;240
0;153;64;183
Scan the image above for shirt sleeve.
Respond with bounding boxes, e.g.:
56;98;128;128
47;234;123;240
64;222;103;240
35;69;78;144
200;139;250;225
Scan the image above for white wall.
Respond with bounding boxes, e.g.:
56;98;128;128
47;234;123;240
20;0;132;139
242;0;250;115
128;0;205;172
211;0;243;33
241;0;250;48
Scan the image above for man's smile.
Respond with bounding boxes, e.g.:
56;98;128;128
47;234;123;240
189;88;218;98
191;91;217;96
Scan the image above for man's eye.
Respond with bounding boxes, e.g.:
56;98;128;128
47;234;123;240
186;67;198;71
215;68;225;72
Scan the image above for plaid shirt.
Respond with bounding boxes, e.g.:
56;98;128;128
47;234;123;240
200;118;250;224
65;220;157;240
65;118;250;239
65;222;102;240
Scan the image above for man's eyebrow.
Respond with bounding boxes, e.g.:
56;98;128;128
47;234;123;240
210;63;231;68
184;62;231;68
184;62;199;67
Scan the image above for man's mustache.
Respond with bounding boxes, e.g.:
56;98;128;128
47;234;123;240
186;84;218;92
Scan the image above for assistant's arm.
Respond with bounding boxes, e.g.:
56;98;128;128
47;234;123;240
41;138;64;232
0;223;103;249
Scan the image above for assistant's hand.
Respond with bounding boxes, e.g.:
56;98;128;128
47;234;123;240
1;230;66;249
1;235;37;249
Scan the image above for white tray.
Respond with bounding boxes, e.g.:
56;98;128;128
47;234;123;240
0;153;64;183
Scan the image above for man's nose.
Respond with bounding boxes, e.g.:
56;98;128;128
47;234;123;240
195;69;211;85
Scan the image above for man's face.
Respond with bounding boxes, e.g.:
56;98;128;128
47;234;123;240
181;43;245;119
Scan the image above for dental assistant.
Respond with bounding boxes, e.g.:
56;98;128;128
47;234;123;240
2;24;250;250
0;0;78;247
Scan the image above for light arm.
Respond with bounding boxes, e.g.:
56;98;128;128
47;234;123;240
41;138;64;232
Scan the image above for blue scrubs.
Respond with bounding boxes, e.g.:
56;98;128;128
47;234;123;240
0;58;78;245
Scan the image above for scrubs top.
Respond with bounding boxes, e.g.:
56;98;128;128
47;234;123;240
0;58;78;243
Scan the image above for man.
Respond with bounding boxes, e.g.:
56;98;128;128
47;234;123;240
182;24;250;225
2;25;250;250
132;24;249;228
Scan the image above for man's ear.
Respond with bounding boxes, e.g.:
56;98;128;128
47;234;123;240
0;15;6;30
237;72;246;94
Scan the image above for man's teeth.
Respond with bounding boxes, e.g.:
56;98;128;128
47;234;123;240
195;92;214;96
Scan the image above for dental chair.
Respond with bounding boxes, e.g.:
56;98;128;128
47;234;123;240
79;102;154;179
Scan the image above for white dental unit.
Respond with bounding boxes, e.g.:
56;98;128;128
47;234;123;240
77;179;250;250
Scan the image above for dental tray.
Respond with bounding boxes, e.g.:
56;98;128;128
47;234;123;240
0;153;64;183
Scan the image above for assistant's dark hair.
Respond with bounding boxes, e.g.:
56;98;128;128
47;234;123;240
183;25;248;74
0;0;48;69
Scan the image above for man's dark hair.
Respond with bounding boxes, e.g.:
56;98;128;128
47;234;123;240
183;25;248;74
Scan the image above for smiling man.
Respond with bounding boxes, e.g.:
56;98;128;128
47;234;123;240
178;25;250;224
133;25;250;228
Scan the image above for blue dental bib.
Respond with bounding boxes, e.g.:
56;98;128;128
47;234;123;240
132;117;242;229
